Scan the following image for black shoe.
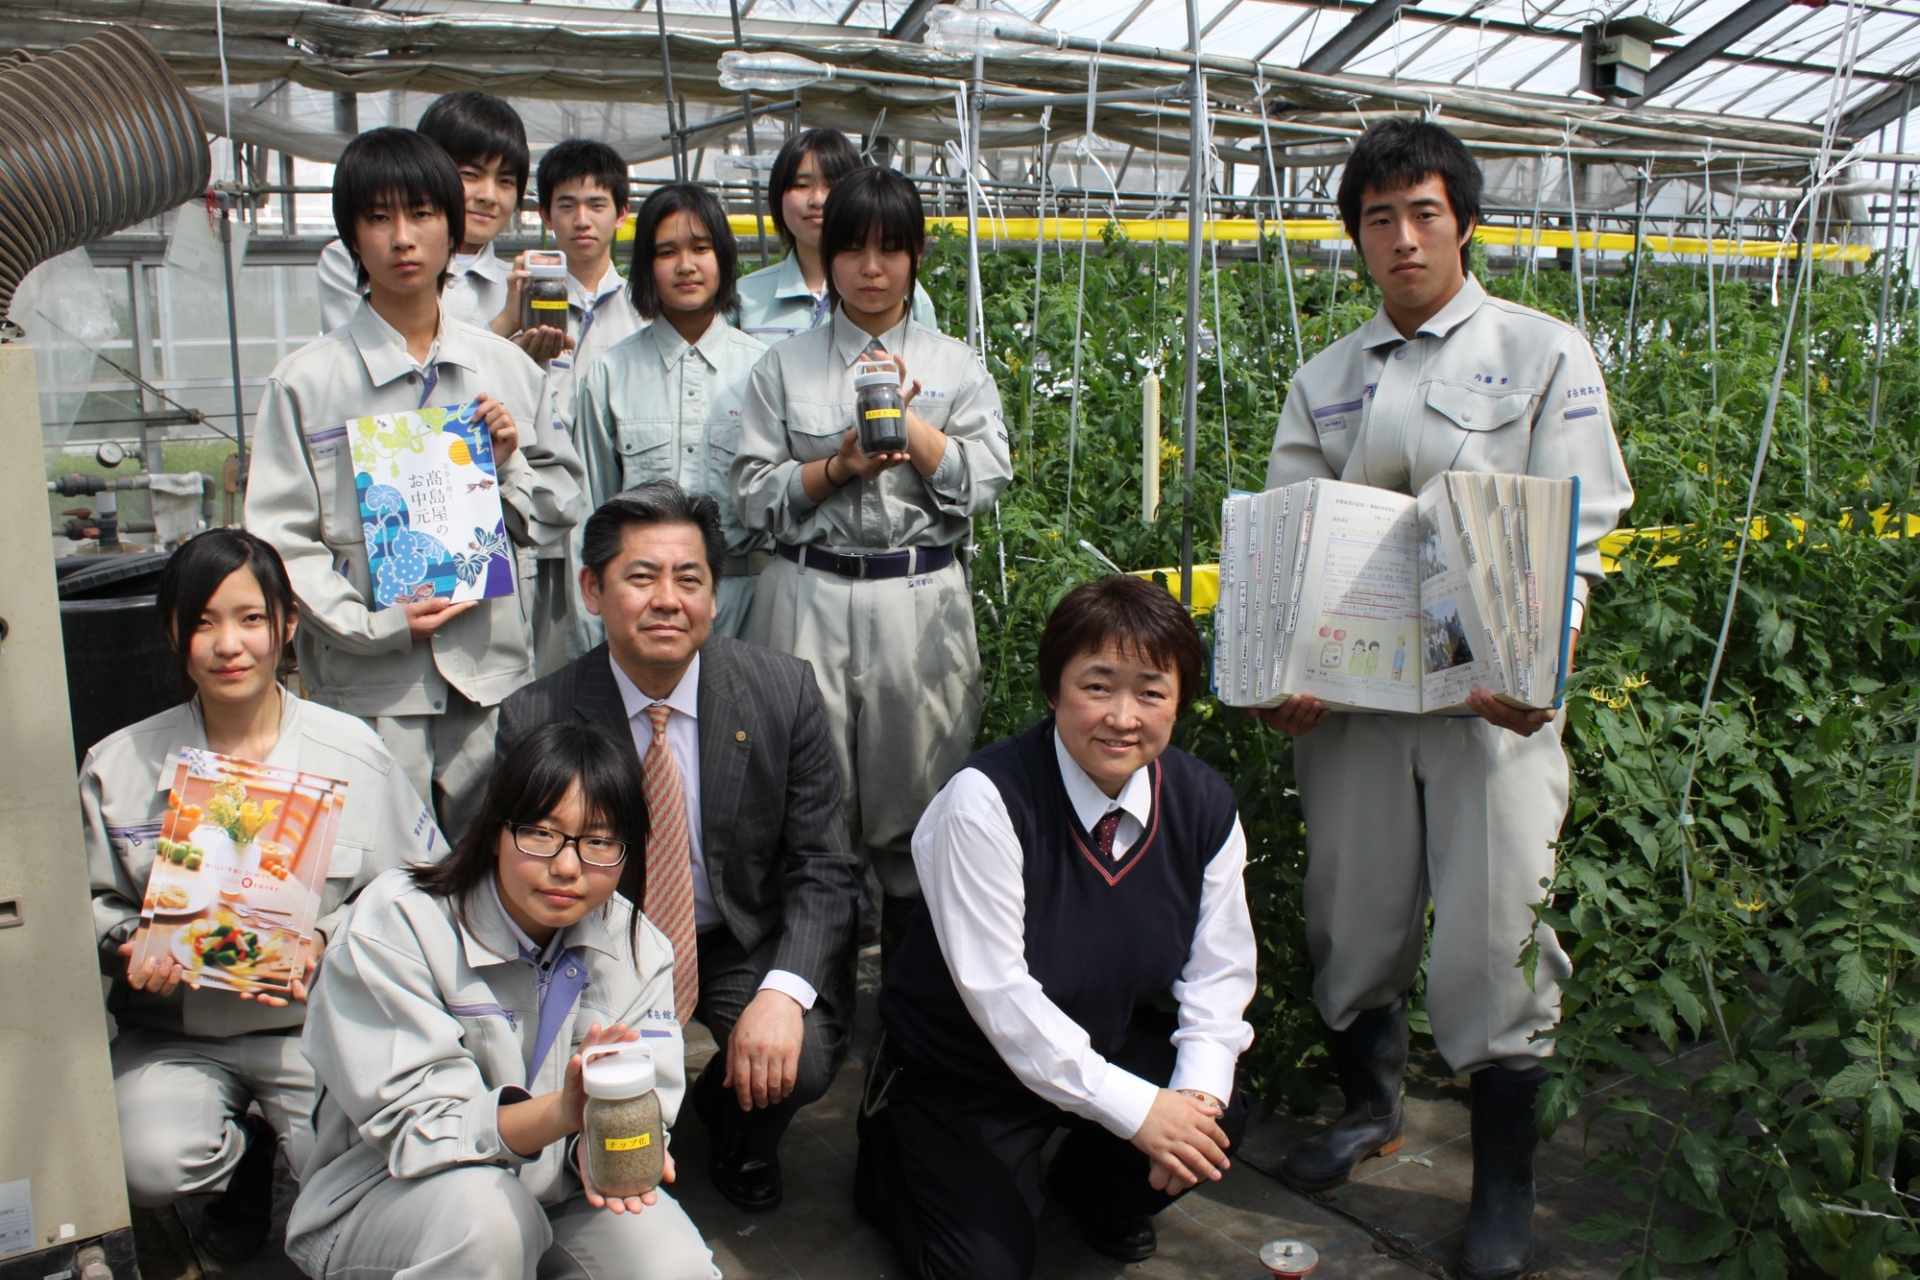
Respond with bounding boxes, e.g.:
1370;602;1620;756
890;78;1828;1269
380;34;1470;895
1280;998;1409;1194
1458;1064;1547;1280
197;1115;277;1264
692;1069;784;1213
1046;1156;1157;1262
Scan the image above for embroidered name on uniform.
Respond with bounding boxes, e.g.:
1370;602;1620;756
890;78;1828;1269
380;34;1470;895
1565;385;1605;400
1471;373;1511;386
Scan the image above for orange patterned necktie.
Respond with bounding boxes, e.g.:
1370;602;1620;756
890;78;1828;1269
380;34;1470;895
642;702;699;1022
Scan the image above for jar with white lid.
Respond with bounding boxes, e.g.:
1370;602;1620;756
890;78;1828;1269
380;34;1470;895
579;1043;665;1197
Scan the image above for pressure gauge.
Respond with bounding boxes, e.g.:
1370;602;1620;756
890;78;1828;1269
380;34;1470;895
95;441;126;468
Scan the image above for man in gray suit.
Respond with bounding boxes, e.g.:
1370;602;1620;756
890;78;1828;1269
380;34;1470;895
498;481;859;1214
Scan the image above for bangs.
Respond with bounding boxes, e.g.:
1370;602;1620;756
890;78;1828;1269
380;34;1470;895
332;127;466;272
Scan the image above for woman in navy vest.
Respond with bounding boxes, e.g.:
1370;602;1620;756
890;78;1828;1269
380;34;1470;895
857;576;1256;1278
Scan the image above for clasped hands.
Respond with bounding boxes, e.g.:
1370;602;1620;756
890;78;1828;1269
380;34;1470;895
1130;1088;1232;1194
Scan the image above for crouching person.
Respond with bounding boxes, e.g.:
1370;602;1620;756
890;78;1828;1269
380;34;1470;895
857;576;1257;1279
286;723;719;1280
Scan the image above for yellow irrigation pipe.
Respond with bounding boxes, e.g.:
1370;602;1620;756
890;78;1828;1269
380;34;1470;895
611;213;1869;263
1135;510;1920;615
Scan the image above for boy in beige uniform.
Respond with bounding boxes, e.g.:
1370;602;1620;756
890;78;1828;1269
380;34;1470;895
248;128;584;838
1256;119;1632;1280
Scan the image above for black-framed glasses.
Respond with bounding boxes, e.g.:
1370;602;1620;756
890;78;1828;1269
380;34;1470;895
510;823;629;868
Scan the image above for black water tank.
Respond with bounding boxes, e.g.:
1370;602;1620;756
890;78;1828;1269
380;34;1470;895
58;552;177;765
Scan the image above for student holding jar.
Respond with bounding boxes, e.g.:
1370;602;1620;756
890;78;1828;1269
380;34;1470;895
732;167;1013;957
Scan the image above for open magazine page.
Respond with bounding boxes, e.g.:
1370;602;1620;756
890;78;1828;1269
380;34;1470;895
1286;481;1423;714
1415;479;1508;713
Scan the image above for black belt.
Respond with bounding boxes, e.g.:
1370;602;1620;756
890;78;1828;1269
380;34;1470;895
777;542;954;580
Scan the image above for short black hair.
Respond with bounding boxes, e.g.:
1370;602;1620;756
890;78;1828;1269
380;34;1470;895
1038;575;1209;716
1338;117;1482;274
820;167;925;311
767;128;863;249
537;139;631;217
626;183;739;320
581;481;728;585
416;90;531;201
156;528;298;699
332;127;465;290
411;722;649;952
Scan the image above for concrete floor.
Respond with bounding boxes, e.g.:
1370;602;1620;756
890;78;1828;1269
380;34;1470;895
134;946;1679;1280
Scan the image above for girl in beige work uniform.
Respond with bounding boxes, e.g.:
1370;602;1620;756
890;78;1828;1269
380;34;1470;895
288;723;716;1280
733;168;1013;955
83;530;441;1263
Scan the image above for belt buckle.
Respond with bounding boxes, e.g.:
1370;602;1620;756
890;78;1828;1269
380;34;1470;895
843;551;866;579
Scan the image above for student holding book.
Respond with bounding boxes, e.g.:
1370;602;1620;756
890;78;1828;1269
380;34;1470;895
575;183;769;642
286;723;718;1280
247;127;586;840
1253;118;1632;1280
317;92;529;341
733;167;1013;956
520;138;646;671
81;529;441;1263
733;128;940;344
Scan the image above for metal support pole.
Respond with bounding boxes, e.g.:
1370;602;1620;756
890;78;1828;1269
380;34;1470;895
655;0;687;182
218;204;248;479
1869;85;1911;434
726;0;770;267
1178;0;1205;608
1626;163;1648;362
966;47;986;353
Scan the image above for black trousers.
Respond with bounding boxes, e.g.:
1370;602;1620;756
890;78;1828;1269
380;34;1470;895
856;1011;1250;1280
689;925;854;1160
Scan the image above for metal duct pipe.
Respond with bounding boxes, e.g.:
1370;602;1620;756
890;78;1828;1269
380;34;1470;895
0;26;210;329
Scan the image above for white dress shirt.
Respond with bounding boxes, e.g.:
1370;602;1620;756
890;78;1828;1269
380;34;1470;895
910;730;1257;1140
610;651;818;1010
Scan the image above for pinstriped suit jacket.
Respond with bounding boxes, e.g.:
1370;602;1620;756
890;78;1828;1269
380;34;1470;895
496;635;859;997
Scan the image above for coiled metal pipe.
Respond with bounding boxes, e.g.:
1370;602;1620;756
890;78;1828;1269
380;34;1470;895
0;26;210;328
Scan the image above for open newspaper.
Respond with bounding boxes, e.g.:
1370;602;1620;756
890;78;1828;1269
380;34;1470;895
1214;473;1579;714
129;748;348;997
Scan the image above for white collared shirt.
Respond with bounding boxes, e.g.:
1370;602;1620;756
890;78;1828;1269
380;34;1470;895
317;239;513;334
910;729;1256;1139
608;650;817;1010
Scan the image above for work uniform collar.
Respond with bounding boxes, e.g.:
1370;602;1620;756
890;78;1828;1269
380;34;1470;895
453;243;512;286
769;252;817;301
1052;726;1153;838
647;315;730;371
458;867;622;970
1359;274;1488;351
569;262;625;310
830;307;910;368
348;296;480;389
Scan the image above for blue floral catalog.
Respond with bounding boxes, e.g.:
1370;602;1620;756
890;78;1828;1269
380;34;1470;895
350;399;516;607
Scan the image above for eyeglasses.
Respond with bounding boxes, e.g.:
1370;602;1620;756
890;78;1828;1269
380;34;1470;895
509;823;629;868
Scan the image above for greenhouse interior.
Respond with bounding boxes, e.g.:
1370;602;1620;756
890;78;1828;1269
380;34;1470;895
0;0;1916;1276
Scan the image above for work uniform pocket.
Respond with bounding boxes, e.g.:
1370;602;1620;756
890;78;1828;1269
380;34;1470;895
1422;382;1532;473
785;399;851;463
615;422;675;490
304;423;366;549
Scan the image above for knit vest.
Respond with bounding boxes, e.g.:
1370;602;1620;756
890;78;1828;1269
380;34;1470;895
880;720;1238;1089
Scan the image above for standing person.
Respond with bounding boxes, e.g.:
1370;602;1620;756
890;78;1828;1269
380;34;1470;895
733;128;939;344
286;723;719;1280
1254;118;1633;1280
859;577;1256;1276
498;483;860;1214
734;167;1013;956
519;138;646;672
82;530;441;1262
317;92;529;339
575;184;769;644
247;127;586;840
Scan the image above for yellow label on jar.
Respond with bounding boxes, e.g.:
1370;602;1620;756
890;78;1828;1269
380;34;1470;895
603;1133;652;1151
864;408;902;419
531;300;569;311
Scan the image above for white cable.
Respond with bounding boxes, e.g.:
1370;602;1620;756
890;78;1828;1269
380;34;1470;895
213;0;233;146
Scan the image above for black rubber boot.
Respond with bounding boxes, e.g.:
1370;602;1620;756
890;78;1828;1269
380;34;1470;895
197;1114;277;1264
1458;1064;1547;1280
1279;997;1408;1193
880;893;920;965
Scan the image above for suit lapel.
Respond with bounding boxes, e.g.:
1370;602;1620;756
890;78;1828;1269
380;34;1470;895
574;646;641;768
696;639;750;869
